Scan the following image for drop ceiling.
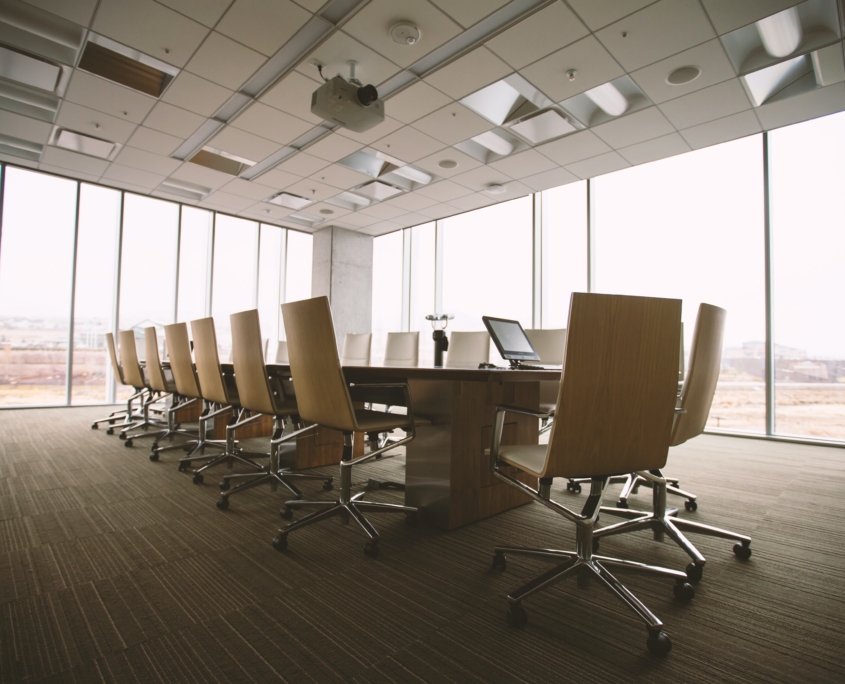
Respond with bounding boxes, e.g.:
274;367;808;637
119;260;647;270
0;0;843;235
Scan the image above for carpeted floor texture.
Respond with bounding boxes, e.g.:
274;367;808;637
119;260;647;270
1;406;843;683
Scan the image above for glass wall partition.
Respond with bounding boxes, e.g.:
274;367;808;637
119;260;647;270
176;207;213;326
371;229;403;365
770;111;845;440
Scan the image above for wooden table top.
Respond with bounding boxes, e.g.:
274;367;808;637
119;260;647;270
264;364;561;383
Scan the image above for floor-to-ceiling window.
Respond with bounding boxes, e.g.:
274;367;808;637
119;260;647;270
285;229;313;305
371;229;403;365
770;111;845;440
409;222;436;366
257;224;285;349
176;207;213;326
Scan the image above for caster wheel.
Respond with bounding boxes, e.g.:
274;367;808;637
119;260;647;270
218;479;230;491
280;507;293;520
149;452;159;462
193;473;204;485
492;553;507;571
322;480;334;492
367;478;380;490
673;581;695;601
592;538;600;553
177;461;189;472
124;440;133;448
363;541;380;558
571;483;581;494
109;419;116;425
106;428;114;435
118;433;126;440
646;631;672;656
685;562;703;583
506;604;527;628
685;499;698;512
616;499;629;509
91;423;98;430
216;497;229;510
404;512;418;526
733;542;752;560
272;535;288;552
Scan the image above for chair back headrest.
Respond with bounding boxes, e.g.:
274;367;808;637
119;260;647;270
341;333;372;366
445;331;490;368
144;327;168;392
544;293;682;479
524;328;567;365
105;332;124;384
282;296;357;432
384;331;419;367
117;330;145;388
230;310;277;415
672;304;726;446
164;323;201;399
190;317;230;405
268;340;289;364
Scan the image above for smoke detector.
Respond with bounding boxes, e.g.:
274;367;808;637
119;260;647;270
390;22;421;45
485;184;506;195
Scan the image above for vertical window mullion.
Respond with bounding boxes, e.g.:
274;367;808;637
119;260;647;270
65;182;81;405
763;132;775;436
173;204;182;324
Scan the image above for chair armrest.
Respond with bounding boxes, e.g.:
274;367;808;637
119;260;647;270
494;404;552;420
490;404;550;468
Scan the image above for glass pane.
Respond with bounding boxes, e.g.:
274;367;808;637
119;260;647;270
71;184;120;405
409;222;435;366
177;207;212;325
258;224;285;351
594;136;765;433
285;230;312;303
372;230;403;365
771;111;845;440
541;181;587;328
442;197;533;362
0;168;77;406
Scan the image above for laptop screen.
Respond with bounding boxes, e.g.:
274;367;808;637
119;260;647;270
482;316;540;362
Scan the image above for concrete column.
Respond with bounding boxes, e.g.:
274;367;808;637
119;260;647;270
311;226;373;350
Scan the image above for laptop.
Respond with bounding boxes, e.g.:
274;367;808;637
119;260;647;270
481;316;548;369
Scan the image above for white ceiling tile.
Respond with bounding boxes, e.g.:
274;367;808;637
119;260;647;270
358;202;408;220
596;0;715;71
337;211;380;227
143;102;205;138
209;126;279;163
447;192;497;211
335;116;405;144
161;72;233;117
254;166;301;189
415;203;456;219
519;36;625;102
21;0;98;26
415;179;474;201
535;130;612;165
216;0;311;57
756;82;845;131
169;161;233;189
359;220;402;236
679;110;762;149
385;81;452;124
261;71;325;125
565;0;655;31
659;79;752;129
230;102;313;145
429;0;510;29
617;132;691;165
275;152;331;176
100;179;149;194
414;146;482;178
41;146;110;176
449;165;513;192
344;0;463;68
424;47;512;100
92;0;209;68
38;163;99;182
126;127;182;156
0;110;52;144
382;192;441;212
390;212;431;229
1;154;37;168
565;150;631;179
244;201;295;220
291;0;325;11
410;103;493;146
700;0;804;35
113;146;181;176
156;0;233;28
369;125;447;162
304;134;363;162
185;32;267;90
520;166;580;192
56;102;137;143
308;163;370;189
591;106;676;148
283;177;339;202
152;190;199;204
296;31;401;88
488;149;557;180
219;178;277;201
630;39;737;105
201;190;256;211
102;163;165;189
65;72;156;124
486;2;589;70
308;202;352;220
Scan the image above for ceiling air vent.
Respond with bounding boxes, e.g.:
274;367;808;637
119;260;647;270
79;34;179;98
0;45;63;92
189;147;254;176
268;192;313;210
0;132;43;161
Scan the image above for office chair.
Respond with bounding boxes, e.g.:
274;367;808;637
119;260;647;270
445;331;490;368
116;330;168;446
524;328;566;434
273;296;418;558
215;310;332;509
490;293;693;655
90;332;145;432
593;304;752;582
341;332;372;366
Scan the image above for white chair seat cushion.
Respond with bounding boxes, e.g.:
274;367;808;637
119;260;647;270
498;444;548;477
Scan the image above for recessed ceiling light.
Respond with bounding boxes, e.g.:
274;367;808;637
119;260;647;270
667;66;701;85
438;159;458;169
509;108;576;144
0;46;62;92
269;192;313;210
757;7;803;59
472;130;514;156
486;184;506;195
583;82;628;117
319;208;334;215
53;128;116;159
390;21;421;45
354;180;404;201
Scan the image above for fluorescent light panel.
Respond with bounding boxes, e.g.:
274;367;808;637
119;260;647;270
54;128;116;158
583;82;628;117
757;7;803;58
0;45;61;91
269;192;313;210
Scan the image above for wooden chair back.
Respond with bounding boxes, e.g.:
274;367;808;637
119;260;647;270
544;293;682;478
144;327;169;392
190;317;230;405
118;330;145;388
164;323;201;399
230;310;277;415
672;304;726;446
282;296;357;432
384;331;419;367
525;328;567;365
105;332;124;384
341;333;372;366
445;331;490;368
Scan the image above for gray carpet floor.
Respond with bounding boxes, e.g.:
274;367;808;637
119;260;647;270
1;406;843;683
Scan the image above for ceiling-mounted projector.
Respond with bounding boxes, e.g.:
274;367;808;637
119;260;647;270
311;64;384;133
